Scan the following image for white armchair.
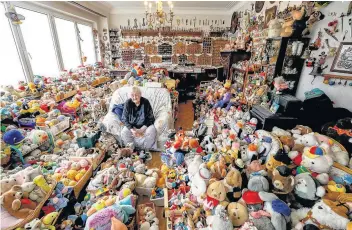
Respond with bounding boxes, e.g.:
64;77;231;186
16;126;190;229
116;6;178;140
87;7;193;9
102;86;173;150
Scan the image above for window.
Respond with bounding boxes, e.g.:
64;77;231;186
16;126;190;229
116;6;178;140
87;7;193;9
0;4;26;85
16;7;59;77
55;17;81;70
1;2;97;83
78;24;96;64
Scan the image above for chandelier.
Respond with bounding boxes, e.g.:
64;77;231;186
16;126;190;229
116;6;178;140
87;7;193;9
144;0;174;29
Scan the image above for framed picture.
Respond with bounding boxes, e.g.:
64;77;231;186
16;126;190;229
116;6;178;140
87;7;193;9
330;42;352;74
264;6;277;28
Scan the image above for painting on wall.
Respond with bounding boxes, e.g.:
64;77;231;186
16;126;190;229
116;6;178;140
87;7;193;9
330;42;352;74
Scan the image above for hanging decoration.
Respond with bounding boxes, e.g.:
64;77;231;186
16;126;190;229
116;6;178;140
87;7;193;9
5;7;25;25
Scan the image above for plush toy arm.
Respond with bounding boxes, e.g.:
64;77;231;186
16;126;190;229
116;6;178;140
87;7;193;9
316;173;329;185
12;199;21;211
258;191;278;202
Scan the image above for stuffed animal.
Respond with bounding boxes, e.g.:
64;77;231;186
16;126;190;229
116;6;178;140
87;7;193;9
33;175;51;193
203;205;233;230
21;182;46;202
224;167;243;202
247;175;269;192
272;127;291;137
189;166;211;204
323;181;346;201
42;211;59;225
0;185;36;219
227;201;248;227
0;178;18;195
203;179;228;215
210;155;227;180
188;155;203;180
302;10;325;36
291;199;350;230
87;196;116;216
293;173;325;208
291;126;313;139
300;146;333;184
28;130;49;145
272;165;294;195
258;192;291;230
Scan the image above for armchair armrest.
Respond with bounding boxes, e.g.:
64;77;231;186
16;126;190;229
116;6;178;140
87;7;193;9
154;111;172;135
102;112;124;136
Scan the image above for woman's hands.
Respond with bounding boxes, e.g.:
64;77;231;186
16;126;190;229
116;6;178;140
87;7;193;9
131;127;146;137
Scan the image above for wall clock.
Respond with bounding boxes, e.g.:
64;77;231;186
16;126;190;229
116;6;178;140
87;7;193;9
255;1;265;13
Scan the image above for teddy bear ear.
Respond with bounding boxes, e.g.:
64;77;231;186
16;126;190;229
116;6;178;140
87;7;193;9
12;185;22;192
209;178;218;185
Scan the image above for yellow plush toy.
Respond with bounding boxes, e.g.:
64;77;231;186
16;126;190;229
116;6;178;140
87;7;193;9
75;171;85;182
33;175;51;193
60;178;70;186
67;170;78;180
42;211;59;227
87;197;116;216
68;180;77;186
52;173;62;182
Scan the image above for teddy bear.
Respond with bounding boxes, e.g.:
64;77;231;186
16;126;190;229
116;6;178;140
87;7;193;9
299;146;334;185
21;182;46;202
0;185;37;219
224;167;243;202
272;127;291;137
210;155;227;180
203;179;228;215
291;125;313;139
293;173;325;208
188;155;203;180
202;205;233;230
272;165;294;196
227;201;249;227
291;199;351;230
258;192;291;230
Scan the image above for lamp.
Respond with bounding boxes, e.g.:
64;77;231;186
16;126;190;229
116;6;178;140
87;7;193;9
144;0;174;29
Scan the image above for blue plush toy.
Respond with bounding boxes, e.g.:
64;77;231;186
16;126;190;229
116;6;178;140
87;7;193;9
3;129;25;145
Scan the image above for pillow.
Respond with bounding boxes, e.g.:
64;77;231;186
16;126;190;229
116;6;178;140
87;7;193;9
112;104;125;120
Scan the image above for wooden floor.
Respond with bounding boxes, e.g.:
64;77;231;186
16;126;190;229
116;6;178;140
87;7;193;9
138;100;194;230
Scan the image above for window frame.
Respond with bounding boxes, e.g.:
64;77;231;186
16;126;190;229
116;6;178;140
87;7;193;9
3;1;97;81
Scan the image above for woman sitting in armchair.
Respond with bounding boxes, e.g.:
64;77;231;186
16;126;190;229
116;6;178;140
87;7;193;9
121;86;157;150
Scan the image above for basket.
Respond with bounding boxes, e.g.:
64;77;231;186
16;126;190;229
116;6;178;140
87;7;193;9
72;164;93;199
70;148;105;170
164;186;190;218
135;187;153;197
150;195;164;207
37;117;70;136
4;179;57;230
77;131;101;149
136;203;156;229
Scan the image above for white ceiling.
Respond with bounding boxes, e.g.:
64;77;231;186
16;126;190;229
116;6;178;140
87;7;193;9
104;1;237;10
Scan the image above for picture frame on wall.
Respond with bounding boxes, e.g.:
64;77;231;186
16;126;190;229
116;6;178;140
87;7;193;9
330;42;352;74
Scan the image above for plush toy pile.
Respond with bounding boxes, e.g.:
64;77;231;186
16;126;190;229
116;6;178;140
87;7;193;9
159;92;352;230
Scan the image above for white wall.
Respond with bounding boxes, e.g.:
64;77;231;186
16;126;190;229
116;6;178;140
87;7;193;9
236;1;352;111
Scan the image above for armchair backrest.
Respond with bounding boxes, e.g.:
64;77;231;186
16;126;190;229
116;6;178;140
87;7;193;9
109;86;172;118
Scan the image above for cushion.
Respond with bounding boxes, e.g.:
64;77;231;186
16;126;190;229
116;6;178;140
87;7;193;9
112;104;125;121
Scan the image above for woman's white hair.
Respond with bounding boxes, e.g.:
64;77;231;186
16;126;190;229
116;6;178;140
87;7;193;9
131;86;141;95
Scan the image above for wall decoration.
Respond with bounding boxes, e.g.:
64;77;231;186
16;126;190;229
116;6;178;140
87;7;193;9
186;43;202;54
330;42;352;74
255;1;265;13
145;44;157;55
187;54;197;64
173;42;186;54
230;11;239;33
150;56;162;63
197;53;212;66
158;43;173;55
264;6;277;28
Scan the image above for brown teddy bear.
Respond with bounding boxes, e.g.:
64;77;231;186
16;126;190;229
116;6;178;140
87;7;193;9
210;155;227;180
203;179;228;215
224;167;243;202
227;201;248;227
279;136;295;150
0;185;37;219
272;165;294;195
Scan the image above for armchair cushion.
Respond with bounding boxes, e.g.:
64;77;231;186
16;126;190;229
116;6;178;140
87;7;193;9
102;87;173;150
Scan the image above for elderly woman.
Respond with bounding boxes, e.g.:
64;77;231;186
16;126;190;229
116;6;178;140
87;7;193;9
121;87;157;149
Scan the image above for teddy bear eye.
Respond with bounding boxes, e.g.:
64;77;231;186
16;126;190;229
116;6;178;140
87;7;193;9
311;162;315;164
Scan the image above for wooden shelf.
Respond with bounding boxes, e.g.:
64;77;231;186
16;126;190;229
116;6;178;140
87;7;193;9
121;29;203;37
